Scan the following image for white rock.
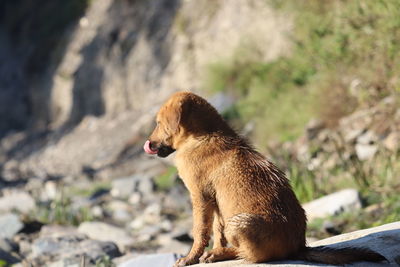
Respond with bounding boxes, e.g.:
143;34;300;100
0;213;23;238
356;131;377;145
303;189;361;221
44;181;58;200
355;143;378;160
0;191;35;214
78;221;134;251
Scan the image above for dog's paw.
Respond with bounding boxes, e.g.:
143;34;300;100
173;256;199;267
199;251;216;263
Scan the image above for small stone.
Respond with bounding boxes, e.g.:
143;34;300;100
306;119;325;140
111;176;137;198
78;221;135;251
0;238;17;253
383;132;400;152
137;178;155;196
128;192;142;205
355;143;378;160
44;181;58;200
323;221;341;235
91;206;104;218
0;213;23;238
31;225;121;264
0;191;35;214
129;217;145;230
160;220;173;232
357;131;378;145
303;189;362;221
108;200;132;222
342;128;364;143
140;225;161;238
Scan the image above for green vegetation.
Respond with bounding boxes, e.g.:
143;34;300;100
0;260;7;267
287;150;400;237
205;0;400;145
95;255;115;267
154;166;178;191
34;187;93;226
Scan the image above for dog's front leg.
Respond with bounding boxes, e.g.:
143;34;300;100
174;192;214;267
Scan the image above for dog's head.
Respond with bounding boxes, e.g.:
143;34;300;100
144;91;232;157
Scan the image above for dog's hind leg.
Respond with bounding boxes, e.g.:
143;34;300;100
212;212;227;249
223;213;289;263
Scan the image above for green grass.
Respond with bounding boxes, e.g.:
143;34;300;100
34;187;94;226
154;166;178;191
204;0;400;146
286;150;400;238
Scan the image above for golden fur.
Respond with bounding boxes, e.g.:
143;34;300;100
145;92;385;266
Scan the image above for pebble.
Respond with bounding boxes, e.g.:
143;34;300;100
0;213;23;238
303;189;362;221
0;191;35;214
78;221;135;251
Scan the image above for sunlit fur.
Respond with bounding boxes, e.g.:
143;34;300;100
147;92;385;266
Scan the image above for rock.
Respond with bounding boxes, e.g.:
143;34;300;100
355;143;378;160
162;185;190;214
78;221;135;251
44;181;58;200
144;202;162;218
0;191;35;214
30;225;120;266
157;234;190;255
0;238;17;253
117;253;179;267
137;177;155;196
128;192;142;205
356;131;378;145
136;225;162;242
111;174;155;199
190;222;400;266
383;132;400;152
0;213;23;238
0;248;19;265
303;189;361;221
91;206;104;218
110;176;136;199
305;119;325;140
108;200;133;222
342;128;364;143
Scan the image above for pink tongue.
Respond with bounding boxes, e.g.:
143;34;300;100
144;140;158;154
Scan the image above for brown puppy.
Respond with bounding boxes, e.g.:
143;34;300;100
144;92;386;266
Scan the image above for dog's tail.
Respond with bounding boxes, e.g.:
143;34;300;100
294;246;386;265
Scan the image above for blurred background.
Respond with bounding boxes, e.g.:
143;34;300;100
0;0;399;266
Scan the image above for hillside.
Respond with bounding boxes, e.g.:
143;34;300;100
0;0;399;266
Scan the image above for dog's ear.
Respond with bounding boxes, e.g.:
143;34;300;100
166;99;192;133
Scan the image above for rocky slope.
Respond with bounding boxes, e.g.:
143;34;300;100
0;0;291;179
